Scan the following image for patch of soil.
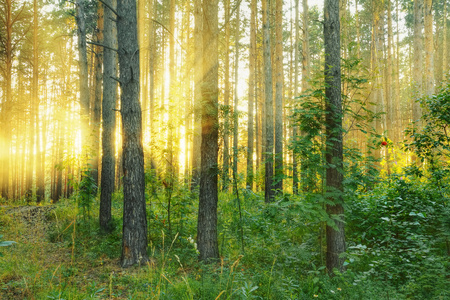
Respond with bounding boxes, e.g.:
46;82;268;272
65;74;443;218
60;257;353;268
1;205;56;243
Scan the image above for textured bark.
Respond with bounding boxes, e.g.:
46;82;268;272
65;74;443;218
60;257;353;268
263;0;274;203
1;0;13;199
292;0;300;195
424;0;434;95
191;0;202;190
167;0;176;180
274;0;283;193
117;0;148;267
300;0;311;191
35;0;44;203
387;0;393;139
233;3;240;193
223;0;230;191
76;0;90;154
92;1;104;189
413;0;423;122
324;0;346;275
100;0;117;233
247;0;256;190
197;0;219;262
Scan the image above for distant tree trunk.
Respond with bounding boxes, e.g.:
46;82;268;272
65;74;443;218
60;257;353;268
167;0;176;182
424;0;434;96
92;2;104;189
395;0;401;142
148;0;156;171
197;0;219;262
1;0;13;199
386;0;394;140
35;0;44;203
76;0;91;159
233;3;240;193
301;0;311;191
292;0;300;195
223;0;231;191
274;0;283;194
247;0;256;190
413;0;424;123
263;0;274;203
191;0;202;190
324;0;346;275
117;0;148;267
100;0;117;233
443;2;448;77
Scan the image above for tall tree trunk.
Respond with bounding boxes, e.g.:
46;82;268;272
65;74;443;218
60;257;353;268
76;0;91;161
100;0;117;233
301;0;311;191
92;2;104;189
34;0;44;203
233;3;240;193
247;0;256;190
424;0;434;95
117;0;148;267
167;0;176;182
387;0;393;140
191;0;202;190
197;0;219;262
292;0;300;194
274;0;283;193
263;0;274;203
1;0;13;199
223;0;231;191
324;0;346;275
413;0;424;123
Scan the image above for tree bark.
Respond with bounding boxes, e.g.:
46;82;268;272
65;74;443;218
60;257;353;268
263;0;274;203
117;0;148;267
233;3;240;194
191;0;202;190
223;0;231;191
424;0;434;95
324;0;346;275
92;1;104;189
197;0;219;262
100;0;117;233
247;0;256;190
274;0;283;194
76;0;91;157
413;0;424;122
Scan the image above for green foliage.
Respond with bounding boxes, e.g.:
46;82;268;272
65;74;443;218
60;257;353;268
346;175;449;298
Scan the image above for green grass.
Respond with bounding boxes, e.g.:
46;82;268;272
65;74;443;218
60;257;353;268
0;176;449;299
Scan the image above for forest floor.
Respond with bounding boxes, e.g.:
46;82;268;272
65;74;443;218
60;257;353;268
0;204;141;299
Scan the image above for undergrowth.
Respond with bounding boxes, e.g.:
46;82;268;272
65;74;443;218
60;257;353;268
0;170;449;299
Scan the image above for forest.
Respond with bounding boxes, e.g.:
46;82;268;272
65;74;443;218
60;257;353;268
0;0;449;298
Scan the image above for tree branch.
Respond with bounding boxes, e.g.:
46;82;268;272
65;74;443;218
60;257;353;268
87;41;118;52
98;0;119;17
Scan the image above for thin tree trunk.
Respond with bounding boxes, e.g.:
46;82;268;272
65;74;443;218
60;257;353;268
424;0;434;95
197;0;219;262
100;0;117;233
223;0;231;191
292;0;300;195
274;0;283;193
233;3;240;194
191;0;202;190
413;0;424;122
263;0;274;203
117;0;148;267
247;0;256;190
324;0;346;275
92;2;104;189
